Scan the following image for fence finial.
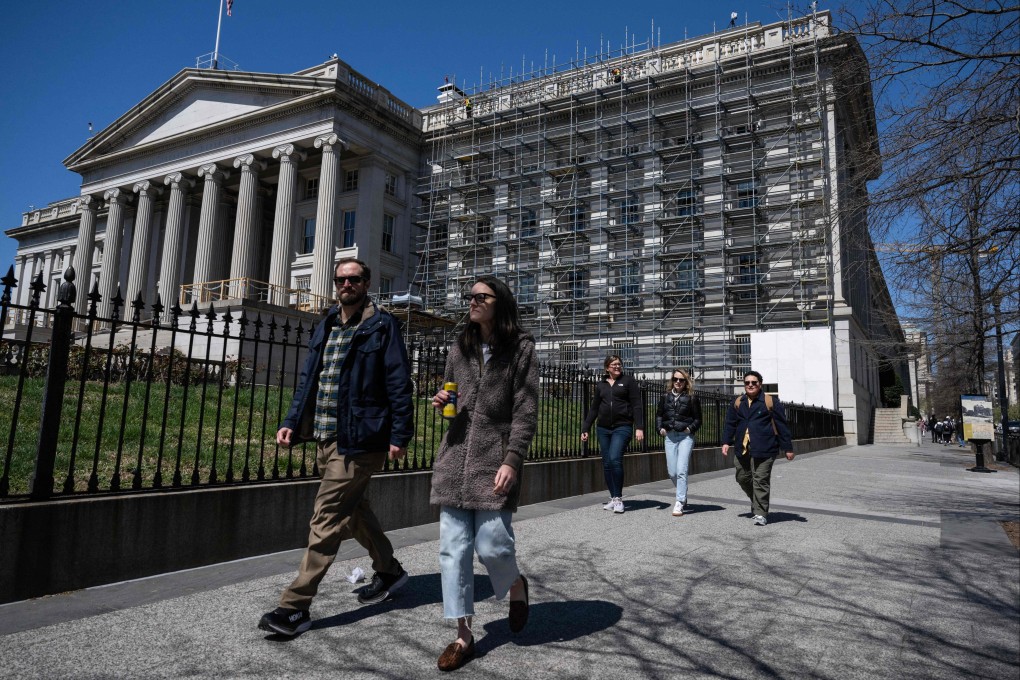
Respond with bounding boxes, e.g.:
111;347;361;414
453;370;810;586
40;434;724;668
57;266;77;307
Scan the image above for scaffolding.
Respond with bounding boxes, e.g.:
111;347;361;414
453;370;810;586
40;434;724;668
412;10;844;389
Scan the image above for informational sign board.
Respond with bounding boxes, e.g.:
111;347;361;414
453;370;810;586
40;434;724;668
960;394;995;441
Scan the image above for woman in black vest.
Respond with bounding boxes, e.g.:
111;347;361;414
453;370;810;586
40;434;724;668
655;368;702;516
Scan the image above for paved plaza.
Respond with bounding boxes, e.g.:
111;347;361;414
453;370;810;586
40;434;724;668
1;441;1017;679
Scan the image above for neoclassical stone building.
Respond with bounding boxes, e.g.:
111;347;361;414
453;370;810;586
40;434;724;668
8;59;421;319
7;11;910;443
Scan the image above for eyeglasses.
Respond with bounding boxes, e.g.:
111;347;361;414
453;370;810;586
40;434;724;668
463;292;497;304
673;377;687;383
744;380;760;386
607;363;622;368
333;275;364;286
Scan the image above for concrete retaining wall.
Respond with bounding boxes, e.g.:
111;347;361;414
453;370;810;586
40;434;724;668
0;436;844;604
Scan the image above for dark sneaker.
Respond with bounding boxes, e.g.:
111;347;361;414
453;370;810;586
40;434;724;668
357;563;409;604
258;607;311;636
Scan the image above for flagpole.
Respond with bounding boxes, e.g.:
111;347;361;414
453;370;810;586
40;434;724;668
212;0;224;69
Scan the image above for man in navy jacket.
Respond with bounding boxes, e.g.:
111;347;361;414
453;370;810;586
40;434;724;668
722;370;794;526
259;258;413;637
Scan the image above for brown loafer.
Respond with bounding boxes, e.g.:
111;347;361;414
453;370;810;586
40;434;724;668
437;637;474;672
508;574;529;633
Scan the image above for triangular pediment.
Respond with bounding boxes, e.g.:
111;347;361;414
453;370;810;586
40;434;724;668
121;86;294;147
65;66;334;169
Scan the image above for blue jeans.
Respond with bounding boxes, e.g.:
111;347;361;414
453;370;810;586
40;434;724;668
596;424;632;498
438;506;519;620
664;431;695;502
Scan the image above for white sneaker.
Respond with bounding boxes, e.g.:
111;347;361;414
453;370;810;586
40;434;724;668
602;498;616;510
753;515;767;526
613;498;625;513
672;501;685;516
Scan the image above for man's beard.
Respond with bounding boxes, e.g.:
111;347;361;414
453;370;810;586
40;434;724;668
338;288;367;307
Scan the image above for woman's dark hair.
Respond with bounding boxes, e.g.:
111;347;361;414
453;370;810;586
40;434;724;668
457;275;528;359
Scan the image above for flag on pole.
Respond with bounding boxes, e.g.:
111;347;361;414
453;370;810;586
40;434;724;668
227;0;234;16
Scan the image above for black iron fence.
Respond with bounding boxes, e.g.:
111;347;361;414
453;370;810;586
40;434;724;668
1;266;843;501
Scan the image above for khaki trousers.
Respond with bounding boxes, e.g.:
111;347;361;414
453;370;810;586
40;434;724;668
733;453;775;517
279;443;398;610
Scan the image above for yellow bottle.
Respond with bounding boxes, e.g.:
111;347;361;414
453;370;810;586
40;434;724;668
442;382;458;419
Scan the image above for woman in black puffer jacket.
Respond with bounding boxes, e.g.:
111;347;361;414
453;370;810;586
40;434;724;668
655;368;702;516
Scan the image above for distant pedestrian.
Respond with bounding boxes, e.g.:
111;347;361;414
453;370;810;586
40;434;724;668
722;371;795;526
934;418;943;444
655;368;702;516
581;355;646;514
258;258;413;637
942;417;954;445
929;414;937;443
430;276;538;672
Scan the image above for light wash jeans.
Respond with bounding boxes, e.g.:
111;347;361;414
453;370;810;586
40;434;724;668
664;431;695;503
439;506;519;620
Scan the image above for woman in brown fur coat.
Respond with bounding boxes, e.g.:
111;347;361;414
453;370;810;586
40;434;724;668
430;275;539;671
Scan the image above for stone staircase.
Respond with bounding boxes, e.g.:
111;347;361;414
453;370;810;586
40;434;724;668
873;408;911;444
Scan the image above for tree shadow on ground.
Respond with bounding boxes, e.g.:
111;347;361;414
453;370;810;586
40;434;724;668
477;599;623;656
266;573;490;639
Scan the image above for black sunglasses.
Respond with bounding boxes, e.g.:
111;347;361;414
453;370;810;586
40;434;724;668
673;377;687;382
744;380;760;386
334;275;365;286
463;292;497;304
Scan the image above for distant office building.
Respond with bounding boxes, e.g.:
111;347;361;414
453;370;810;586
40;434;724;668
5;10;904;442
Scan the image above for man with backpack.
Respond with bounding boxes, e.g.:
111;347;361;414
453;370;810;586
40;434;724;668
722;371;795;526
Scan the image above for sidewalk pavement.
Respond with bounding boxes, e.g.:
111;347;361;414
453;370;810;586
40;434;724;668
1;441;1017;680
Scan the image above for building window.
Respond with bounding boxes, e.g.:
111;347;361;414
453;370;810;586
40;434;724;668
738;253;757;285
517;273;537;304
382;214;395;252
568;206;586;232
431;225;448;249
384;173;397;196
344;170;359;192
342;211;356;248
618;199;641;225
302;218;316;253
565;270;586;299
380;276;393;296
520;210;537;237
736;180;758;209
304;178;319;200
559;343;578;365
672;338;694;369
614;263;641;295
676;189;695;216
294;275;310;291
734;334;751;379
671;259;697;290
613;340;637;368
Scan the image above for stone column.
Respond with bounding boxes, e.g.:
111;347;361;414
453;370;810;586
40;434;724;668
14;255;27;308
354;157;387;292
158;172;194;313
98;188;131;319
268;144;305;306
191;164;230;300
71;195;99;314
124;181;162;314
230;153;266;299
311;133;345;302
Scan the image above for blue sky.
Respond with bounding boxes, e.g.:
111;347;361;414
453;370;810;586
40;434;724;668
0;0;846;269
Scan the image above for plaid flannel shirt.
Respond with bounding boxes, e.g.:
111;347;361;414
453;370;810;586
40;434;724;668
313;306;364;441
